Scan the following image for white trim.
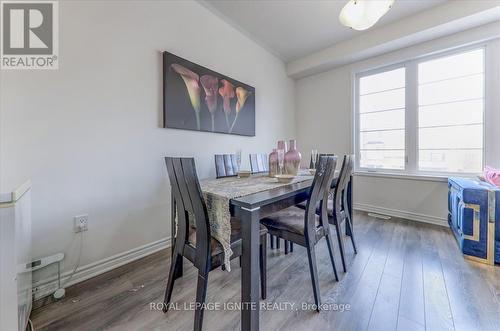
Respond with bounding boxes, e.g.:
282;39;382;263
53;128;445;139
354;203;448;227
32;237;171;301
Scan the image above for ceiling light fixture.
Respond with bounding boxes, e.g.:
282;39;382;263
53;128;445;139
339;0;395;31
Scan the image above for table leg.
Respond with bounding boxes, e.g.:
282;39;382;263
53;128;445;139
346;176;353;237
171;195;183;279
236;205;260;331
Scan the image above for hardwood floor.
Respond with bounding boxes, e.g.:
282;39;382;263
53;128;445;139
30;212;500;331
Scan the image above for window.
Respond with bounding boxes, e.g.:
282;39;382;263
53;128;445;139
359;67;405;170
418;49;484;173
355;47;485;175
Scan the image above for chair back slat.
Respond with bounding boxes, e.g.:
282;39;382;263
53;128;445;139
215;154;238;178
334;155;353;213
165;158;190;243
215;155;226;178
250;154;258;173
230;154;239;174
179;158;211;262
249;153;269;173
262;154;269;172
172;158;194;214
256;154;265;172
224;154;234;176
304;155;337;239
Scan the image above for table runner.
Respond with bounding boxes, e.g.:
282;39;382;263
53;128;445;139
200;173;313;271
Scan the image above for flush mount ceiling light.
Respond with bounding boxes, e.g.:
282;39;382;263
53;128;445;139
339;0;395;31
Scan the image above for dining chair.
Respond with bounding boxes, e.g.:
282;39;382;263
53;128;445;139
297;154;357;272
249;153;269;173
260;155;339;310
164;157;268;331
214;154;239;178
330;154;357;272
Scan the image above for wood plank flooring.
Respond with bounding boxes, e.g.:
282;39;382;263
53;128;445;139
30;212;500;331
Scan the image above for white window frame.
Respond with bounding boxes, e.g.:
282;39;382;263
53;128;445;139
353;43;487;179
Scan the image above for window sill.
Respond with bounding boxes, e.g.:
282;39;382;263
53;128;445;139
353;171;478;183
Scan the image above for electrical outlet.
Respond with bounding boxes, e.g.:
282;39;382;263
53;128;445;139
74;215;88;233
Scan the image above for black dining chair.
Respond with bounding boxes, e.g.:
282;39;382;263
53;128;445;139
214;154;239;178
164;157;268;331
249;153;269;173
260;155;339;310
297;154;357;272
330;155;357;272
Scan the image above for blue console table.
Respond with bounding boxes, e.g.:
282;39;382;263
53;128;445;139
448;177;499;265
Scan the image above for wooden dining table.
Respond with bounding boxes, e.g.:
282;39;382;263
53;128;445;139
171;173;352;331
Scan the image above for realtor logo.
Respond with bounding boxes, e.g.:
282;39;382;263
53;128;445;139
1;1;58;69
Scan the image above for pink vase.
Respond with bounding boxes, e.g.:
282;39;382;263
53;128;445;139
285;139;301;175
269;149;278;177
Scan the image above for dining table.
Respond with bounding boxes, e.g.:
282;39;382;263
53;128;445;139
171;170;352;331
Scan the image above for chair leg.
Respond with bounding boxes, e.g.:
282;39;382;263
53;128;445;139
193;271;209;331
306;244;321;311
325;230;339;281
284;240;289;255
270;234;275;249
163;250;181;313
334;217;347;273
276;237;280;249
345;210;357;254
344;195;357;253
260;236;267;300
290;242;294;252
347;219;357;254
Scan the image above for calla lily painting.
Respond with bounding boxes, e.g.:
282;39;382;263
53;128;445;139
163;52;255;136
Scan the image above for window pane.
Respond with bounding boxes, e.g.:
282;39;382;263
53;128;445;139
360;130;405;150
418;48;484;173
360;150;405;170
419;74;483;106
360;109;405;131
419;125;483;150
360;88;405;113
419;99;483;128
360;67;405;95
419;49;483;84
358;68;406;170
419;150;482;173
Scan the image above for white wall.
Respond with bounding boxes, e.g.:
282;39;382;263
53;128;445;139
0;0;295;283
296;23;500;225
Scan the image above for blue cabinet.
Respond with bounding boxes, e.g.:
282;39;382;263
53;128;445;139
448;177;499;265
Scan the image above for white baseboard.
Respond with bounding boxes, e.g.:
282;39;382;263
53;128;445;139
33;236;171;301
354;203;448;227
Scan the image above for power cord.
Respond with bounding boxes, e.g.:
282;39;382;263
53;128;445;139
53;231;84;299
63;230;84;286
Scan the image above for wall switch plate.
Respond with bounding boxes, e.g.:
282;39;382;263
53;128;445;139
74;215;88;233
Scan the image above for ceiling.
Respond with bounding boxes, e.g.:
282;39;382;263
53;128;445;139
202;0;448;62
